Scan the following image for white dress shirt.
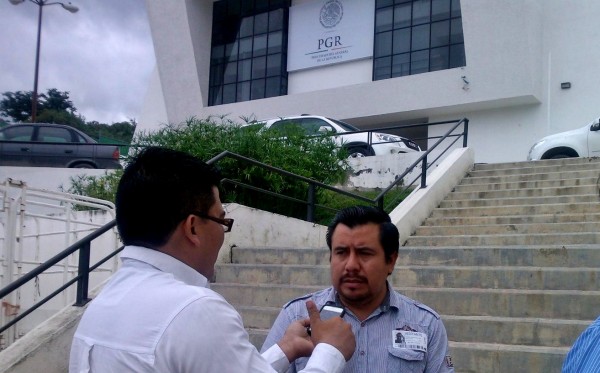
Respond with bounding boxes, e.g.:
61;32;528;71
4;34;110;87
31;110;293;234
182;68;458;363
69;246;345;373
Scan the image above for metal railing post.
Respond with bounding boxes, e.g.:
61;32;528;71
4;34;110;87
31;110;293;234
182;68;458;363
463;119;469;147
75;241;91;306
307;183;316;223
421;154;428;188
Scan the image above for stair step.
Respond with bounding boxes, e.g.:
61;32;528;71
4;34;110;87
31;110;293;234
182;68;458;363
213;284;600;320
232;245;600;267
460;169;600;185
439;194;599;208
429;202;600;217
415;222;600;236
468;162;600;177
405;232;600;246
448;341;569;373
454;177;599;192
423;213;600;226
216;263;600;290
472;157;600;171
447;184;598;200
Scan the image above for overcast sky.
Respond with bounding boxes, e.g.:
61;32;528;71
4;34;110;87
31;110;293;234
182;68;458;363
0;0;155;125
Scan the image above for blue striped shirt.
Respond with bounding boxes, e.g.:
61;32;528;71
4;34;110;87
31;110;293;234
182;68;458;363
261;284;454;373
563;315;600;373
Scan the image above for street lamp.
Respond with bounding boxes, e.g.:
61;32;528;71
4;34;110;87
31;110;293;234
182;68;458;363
8;0;78;123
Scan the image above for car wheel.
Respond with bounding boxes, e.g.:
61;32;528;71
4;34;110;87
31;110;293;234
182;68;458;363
347;147;370;159
549;154;573;159
72;163;96;169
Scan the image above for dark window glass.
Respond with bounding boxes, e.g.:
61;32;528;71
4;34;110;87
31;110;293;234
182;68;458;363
39;127;71;142
239;17;254;38
392;53;410;77
375;31;393;56
394;3;412;28
376;7;393;33
373;56;392;80
253;34;268;56
265;76;281;97
450;18;464;43
252;56;266;79
269;9;283;31
449;43;466;67
373;0;465;80
410;50;429;74
412;0;431;25
431;20;449;47
393;28;410;54
266;54;282;76
450;0;461;17
377;0;393;8
411;24;429;50
430;46;449;71
209;0;290;106
254;13;268;34
268;31;283;54
1;126;34;141
431;0;450;21
224;61;238;84
211;45;225;63
237;81;251;102
238;59;252;81
223;83;237;104
251;79;265;99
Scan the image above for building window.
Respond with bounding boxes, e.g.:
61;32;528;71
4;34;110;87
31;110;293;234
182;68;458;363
209;0;290;106
373;0;465;80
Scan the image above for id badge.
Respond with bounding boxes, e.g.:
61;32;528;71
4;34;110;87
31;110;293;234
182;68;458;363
392;330;427;352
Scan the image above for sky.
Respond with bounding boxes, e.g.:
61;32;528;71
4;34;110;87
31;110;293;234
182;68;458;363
0;0;156;125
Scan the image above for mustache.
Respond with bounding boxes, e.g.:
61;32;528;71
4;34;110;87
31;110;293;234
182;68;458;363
340;274;367;283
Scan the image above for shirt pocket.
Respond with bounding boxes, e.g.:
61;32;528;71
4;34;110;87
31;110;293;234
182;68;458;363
386;346;426;373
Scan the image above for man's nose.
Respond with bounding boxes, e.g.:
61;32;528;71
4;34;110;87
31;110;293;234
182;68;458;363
345;251;360;271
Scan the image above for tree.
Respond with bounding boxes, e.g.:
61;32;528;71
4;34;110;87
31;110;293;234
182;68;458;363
0;91;32;122
43;89;77;114
0;89;77;123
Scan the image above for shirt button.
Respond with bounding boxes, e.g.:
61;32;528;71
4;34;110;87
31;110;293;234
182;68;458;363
360;351;365;356
360;322;365;327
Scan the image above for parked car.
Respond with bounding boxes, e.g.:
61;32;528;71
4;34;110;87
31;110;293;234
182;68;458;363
527;118;600;160
251;115;421;158
0;123;122;169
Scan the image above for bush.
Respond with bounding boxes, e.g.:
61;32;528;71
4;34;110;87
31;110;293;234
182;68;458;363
66;117;352;220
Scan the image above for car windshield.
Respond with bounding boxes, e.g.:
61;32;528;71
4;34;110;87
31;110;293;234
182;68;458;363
327;118;360;132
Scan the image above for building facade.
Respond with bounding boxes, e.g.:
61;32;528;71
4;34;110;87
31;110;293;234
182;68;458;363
140;0;600;163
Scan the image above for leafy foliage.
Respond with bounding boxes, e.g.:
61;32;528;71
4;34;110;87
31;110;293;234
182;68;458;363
128;117;350;219
0;89;136;144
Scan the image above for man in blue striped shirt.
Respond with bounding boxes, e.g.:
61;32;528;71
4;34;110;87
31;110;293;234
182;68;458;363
261;206;454;372
562;316;600;372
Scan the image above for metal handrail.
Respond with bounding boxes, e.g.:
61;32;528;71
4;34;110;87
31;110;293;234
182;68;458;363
0;117;468;340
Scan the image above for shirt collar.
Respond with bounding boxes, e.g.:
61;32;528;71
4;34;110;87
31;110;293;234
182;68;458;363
120;245;208;288
328;281;398;313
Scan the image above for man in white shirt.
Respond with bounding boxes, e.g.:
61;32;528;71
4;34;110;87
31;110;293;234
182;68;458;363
69;146;355;373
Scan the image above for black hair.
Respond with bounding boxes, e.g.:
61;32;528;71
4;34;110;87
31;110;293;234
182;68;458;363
326;205;399;263
115;146;221;248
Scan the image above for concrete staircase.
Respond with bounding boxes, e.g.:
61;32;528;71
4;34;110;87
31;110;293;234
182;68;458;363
212;157;600;372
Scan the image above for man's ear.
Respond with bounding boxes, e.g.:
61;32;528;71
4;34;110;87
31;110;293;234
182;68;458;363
183;215;201;245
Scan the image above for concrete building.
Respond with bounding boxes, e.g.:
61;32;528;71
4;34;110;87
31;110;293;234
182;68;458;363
140;0;600;164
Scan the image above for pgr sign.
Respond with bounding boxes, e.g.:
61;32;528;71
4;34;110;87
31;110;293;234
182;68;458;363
287;0;375;72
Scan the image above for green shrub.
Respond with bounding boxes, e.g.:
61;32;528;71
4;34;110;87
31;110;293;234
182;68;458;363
66;117;355;219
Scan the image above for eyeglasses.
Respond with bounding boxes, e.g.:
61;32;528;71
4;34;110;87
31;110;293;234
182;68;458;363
192;212;234;233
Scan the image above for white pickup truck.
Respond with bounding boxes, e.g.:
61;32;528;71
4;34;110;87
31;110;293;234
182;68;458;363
527;118;600;160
